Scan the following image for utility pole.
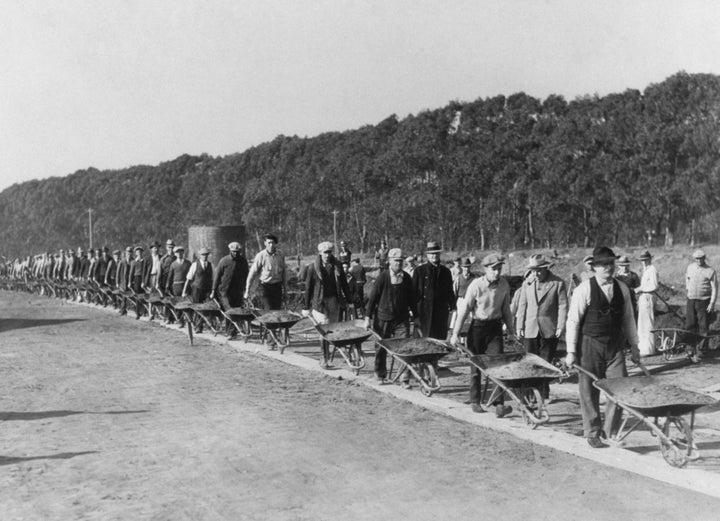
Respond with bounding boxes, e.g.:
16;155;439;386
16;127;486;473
332;210;339;254
88;208;93;249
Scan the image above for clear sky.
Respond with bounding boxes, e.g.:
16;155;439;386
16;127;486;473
1;0;720;192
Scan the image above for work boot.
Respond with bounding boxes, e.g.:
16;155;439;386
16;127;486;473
471;403;485;413
495;404;512;418
587;436;607;449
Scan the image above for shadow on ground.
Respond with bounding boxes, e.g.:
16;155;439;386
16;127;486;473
0;451;98;467
0;410;150;421
0;318;86;333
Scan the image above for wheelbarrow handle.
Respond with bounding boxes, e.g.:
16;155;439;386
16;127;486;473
571;361;651;380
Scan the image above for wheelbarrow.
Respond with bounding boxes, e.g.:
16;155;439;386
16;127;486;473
311;318;370;374
375;336;454;396
575;364;716;468
217;305;256;342
653;328;717;362
458;345;568;428
251;309;304;352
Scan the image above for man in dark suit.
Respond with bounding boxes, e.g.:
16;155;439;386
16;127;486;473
515;254;568;397
412;240;455;339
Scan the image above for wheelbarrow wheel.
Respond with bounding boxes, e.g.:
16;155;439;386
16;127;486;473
660;336;673;361
519;388;546;429
348;344;363;375
417;363;438;397
660;416;693;468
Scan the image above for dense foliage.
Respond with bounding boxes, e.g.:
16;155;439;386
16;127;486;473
2;72;720;258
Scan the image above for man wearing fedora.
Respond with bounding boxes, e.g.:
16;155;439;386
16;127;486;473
515;254;568;398
685;249;717;361
453;258;476;305
143;241;163;292
365;248;415;385
412;241;455;340
302;241;352;368
211;242;249;339
615;255;640;312
565;246;640;448
450;253;514;418
635;251;658;356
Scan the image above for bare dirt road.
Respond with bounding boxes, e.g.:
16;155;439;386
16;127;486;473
1;291;719;521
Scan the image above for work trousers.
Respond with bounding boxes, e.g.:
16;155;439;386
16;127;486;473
686;298;710;336
260;282;283;310
467;319;504;405
219;292;243;336
523;336;559;398
372;318;410;380
577;334;627;438
191;288;211;331
686;298;710;353
312;297;341;363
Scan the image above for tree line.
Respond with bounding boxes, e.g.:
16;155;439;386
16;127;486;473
1;71;720;259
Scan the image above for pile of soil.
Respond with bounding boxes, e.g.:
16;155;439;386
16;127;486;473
381;338;452;356
323;327;371;343
598;377;716;408
256;310;302;324
483;356;562;380
225;307;255;317
191;302;221;311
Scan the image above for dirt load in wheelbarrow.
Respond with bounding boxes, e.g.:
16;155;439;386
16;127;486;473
312;319;371;374
591;374;717;468
252;310;304;353
465;351;567;428
376;337;454;396
221;307;257;342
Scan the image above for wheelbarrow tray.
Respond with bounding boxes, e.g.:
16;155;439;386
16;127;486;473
224;307;257;321
190;301;223;315
377;337;453;365
469;352;565;385
171;299;194;310
253;310;303;330
594;376;716;417
315;319;372;347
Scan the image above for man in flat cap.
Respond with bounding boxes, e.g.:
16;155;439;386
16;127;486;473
450;252;513;418
412;241;455;340
128;246;147;319
515;254;567;398
115;246;133;315
159;239;176;296
565;246;640;448
166;246;191;297
365;248;415;385
685;249;717;361
245;233;287;311
302;241;352;369
211;242;249;339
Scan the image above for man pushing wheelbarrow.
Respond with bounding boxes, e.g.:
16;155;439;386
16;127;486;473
564;246;641;448
301;241;352;369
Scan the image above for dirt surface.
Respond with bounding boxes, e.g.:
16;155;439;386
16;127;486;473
2;292;720;520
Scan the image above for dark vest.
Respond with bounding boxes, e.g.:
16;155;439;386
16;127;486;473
581;277;624;338
192;260;213;290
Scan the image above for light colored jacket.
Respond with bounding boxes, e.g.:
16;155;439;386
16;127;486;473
516;272;568;339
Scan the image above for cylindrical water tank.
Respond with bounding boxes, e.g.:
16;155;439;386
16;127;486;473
187;226;246;262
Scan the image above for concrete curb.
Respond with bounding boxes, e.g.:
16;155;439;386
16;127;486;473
77;300;720;499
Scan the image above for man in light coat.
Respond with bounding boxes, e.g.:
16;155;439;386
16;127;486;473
516;254;568;398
